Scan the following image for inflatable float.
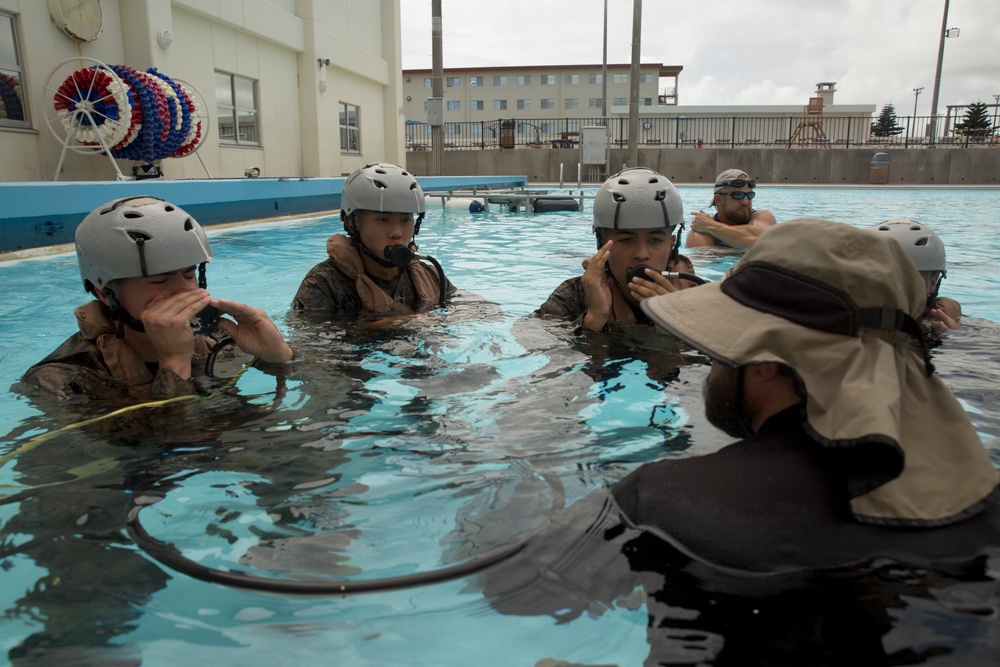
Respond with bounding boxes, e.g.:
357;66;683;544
425;195;486;213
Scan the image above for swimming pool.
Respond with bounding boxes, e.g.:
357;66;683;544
1;185;999;665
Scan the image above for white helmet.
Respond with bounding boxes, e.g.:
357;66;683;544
593;168;683;233
341;163;426;218
76;196;213;294
871;219;946;277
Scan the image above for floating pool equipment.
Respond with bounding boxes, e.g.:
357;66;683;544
425;195;486;213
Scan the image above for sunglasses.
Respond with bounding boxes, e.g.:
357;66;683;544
716;178;756;189
723;191;756;200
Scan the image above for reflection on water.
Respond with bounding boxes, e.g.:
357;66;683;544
1;188;999;665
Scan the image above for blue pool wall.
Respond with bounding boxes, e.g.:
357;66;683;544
0;175;528;253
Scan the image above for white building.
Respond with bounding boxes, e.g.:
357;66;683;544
0;0;406;182
401;63;680;147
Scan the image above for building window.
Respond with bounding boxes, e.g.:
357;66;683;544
470;76;483;87
566;121;580;132
540;98;555;109
640;73;654;84
540;75;555;85
517;99;531;110
541;122;555;133
589;74;603;85
446;76;461;87
493;75;507;86
216;72;260;145
564;98;579;109
447;100;461;111
613;73;628;84
471;122;483;134
424;77;432;87
0;12;29;128
471;100;484;110
613;97;627;107
516;75;531;86
564;74;579;85
446;123;461;135
641;97;653;106
338;102;360;153
494;99;507;110
588;97;603;109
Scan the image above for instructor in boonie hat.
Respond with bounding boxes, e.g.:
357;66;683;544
613;218;1000;573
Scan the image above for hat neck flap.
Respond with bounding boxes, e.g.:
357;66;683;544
722;261;935;376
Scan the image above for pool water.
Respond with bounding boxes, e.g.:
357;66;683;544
1;185;999;665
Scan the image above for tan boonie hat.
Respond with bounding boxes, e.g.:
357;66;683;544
641;218;999;527
713;168;751;193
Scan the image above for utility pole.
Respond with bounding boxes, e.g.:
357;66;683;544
912;87;923;119
603;0;610;179
993;94;1000;135
928;0;958;146
627;0;641;167
431;0;443;175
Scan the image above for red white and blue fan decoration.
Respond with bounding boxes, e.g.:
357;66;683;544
45;58;206;170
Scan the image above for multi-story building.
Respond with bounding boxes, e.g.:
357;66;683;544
401;63;681;146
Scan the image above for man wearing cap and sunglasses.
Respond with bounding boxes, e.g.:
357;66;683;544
686;168;776;249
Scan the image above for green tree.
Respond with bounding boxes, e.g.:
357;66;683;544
953;102;993;141
871;103;904;137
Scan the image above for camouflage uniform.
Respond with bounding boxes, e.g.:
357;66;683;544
18;301;218;403
536;276;646;326
293;235;455;318
535;255;695;329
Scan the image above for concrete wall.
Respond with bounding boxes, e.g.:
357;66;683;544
406;147;1000;185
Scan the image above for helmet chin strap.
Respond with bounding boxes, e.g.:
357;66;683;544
360;242;398;269
347;212;420;269
103;288;146;338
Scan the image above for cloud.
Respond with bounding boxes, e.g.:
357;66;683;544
401;0;998;113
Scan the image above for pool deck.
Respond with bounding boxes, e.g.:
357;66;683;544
0;175;528;254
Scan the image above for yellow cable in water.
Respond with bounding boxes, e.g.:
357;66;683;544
0;357;262;497
0;395;198;471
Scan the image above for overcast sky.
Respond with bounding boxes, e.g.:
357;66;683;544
399;0;998;115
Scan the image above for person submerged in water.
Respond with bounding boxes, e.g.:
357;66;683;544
535;167;697;333
871;218;961;331
613;218;999;573
18;196;295;405
292;162;455;319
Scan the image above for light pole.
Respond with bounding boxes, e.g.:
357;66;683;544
928;0;959;145
993;94;1000;136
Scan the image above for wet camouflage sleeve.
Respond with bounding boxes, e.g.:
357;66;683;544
292;259;365;314
535;277;587;321
17;333;199;404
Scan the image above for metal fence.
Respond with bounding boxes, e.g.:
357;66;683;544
405;115;999;151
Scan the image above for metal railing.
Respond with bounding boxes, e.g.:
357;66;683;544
405;115;998;151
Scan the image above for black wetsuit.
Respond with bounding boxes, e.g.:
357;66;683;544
612;407;1000;573
709;212;745;247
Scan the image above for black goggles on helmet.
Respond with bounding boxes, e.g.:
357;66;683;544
716;178;756;189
